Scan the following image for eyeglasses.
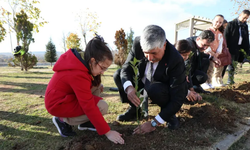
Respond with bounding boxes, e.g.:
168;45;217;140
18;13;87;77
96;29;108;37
96;61;108;71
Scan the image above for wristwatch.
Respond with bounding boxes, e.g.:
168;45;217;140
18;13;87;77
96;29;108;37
151;120;158;127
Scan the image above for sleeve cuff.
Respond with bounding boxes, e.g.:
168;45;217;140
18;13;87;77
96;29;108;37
123;81;133;93
209;55;213;60
187;90;190;96
155;115;165;124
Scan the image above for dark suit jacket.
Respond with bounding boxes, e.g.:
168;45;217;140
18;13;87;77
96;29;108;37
120;36;187;121
186;36;209;75
224;18;249;57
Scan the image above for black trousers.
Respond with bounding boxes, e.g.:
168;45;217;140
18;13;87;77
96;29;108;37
192;70;208;86
191;57;209;86
113;69;135;106
113;69;179;121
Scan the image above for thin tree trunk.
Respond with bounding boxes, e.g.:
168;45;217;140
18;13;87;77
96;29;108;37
83;33;87;46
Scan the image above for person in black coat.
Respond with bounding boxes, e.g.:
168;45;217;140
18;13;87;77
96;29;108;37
113;25;187;134
224;9;250;84
174;39;202;104
186;30;219;93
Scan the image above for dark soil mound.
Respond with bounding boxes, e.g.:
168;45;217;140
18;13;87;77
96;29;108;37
62;82;250;150
211;81;250;103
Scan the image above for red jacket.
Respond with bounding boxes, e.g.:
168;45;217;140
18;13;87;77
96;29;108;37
45;49;110;135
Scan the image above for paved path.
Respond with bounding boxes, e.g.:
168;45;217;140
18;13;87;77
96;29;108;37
211;118;250;150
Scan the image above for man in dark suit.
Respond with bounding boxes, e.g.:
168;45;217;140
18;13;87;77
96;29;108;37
186;30;218;93
224;9;250;84
113;25;187;134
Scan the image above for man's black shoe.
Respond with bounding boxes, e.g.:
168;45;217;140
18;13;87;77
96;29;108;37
243;58;250;63
52;117;77;137
117;106;141;121
78;121;96;131
167;115;180;130
193;85;211;94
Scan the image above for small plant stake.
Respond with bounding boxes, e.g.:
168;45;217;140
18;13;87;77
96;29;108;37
130;58;144;126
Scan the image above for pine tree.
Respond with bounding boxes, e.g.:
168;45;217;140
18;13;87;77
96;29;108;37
45;39;57;67
126;27;134;54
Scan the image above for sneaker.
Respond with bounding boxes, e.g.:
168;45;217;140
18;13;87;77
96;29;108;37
243;58;250;63
193;85;211;94
52;117;76;137
213;83;225;87
226;81;235;85
78;121;96;131
208;84;214;89
201;83;211;90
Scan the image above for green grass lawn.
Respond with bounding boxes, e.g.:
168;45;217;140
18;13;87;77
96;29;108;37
0;63;250;150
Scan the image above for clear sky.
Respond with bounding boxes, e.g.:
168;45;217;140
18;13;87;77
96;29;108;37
0;0;239;53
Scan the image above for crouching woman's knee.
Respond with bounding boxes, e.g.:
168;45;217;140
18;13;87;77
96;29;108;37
97;100;109;115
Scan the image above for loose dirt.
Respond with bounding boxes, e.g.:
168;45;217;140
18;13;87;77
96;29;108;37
62;82;250;150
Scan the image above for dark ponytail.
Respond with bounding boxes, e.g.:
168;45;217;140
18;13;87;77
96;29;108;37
84;35;113;86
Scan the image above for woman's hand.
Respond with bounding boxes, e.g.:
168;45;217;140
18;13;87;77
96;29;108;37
212;57;221;66
105;130;124;144
100;84;104;93
213;53;219;58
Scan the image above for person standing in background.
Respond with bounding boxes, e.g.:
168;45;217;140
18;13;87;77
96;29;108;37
224;10;250;84
202;14;225;89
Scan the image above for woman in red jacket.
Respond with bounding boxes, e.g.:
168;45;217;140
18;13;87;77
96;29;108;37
45;36;124;144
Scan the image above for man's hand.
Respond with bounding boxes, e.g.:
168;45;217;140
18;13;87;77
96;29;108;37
186;76;190;83
195;92;202;101
126;86;141;107
187;90;196;101
187;91;202;101
133;121;156;134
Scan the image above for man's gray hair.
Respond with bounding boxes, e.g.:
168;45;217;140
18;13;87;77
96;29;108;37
140;25;166;52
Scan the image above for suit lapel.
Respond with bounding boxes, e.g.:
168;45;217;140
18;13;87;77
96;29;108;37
154;50;168;80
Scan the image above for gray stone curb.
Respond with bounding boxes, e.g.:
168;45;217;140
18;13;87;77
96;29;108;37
210;118;250;150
